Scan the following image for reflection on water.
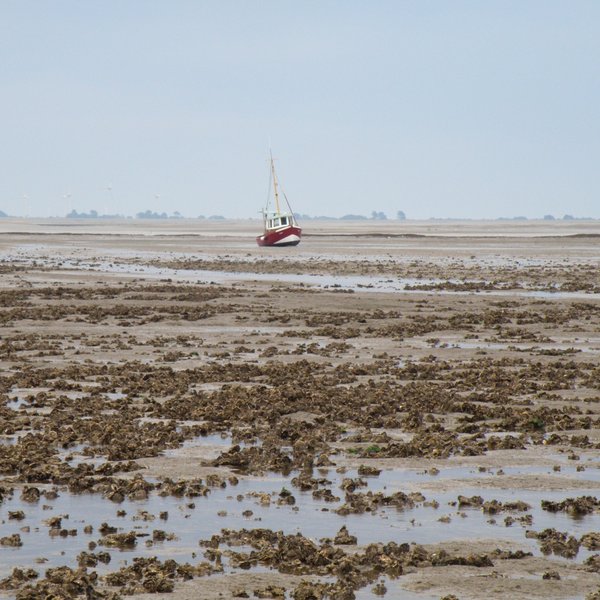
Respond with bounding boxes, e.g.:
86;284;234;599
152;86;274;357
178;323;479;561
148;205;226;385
6;254;598;297
2;455;600;583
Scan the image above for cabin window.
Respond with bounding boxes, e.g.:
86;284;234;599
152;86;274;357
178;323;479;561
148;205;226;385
273;218;280;227
281;216;287;225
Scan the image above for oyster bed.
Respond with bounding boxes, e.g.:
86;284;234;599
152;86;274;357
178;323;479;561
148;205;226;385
1;219;600;599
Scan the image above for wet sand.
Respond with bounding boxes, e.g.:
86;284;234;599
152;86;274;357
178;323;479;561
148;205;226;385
1;218;600;599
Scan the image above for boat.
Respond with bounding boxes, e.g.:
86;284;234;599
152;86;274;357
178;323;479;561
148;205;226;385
256;153;301;247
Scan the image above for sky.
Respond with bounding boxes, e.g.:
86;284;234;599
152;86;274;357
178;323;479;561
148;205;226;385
1;1;599;219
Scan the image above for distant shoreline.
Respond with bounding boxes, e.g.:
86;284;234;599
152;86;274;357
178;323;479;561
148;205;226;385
1;217;599;240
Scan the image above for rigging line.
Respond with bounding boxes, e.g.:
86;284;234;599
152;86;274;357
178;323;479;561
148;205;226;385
282;190;294;216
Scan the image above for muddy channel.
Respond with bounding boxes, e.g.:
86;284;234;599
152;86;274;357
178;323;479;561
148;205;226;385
1;219;600;599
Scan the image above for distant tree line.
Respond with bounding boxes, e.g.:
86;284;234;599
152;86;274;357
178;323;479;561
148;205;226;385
0;207;591;220
498;214;581;221
66;209;186;219
63;210;228;219
295;210;407;221
136;210;185;219
67;209;125;219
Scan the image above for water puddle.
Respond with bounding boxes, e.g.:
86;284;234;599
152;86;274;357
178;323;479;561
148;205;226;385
9;256;597;297
355;578;439;600
451;341;600;355
2;433;600;598
58;443;108;467
4;398;29;412
2;458;599;582
0;436;20;446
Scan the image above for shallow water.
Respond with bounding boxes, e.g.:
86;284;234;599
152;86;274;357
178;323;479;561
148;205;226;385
451;341;600;355
4;398;29;412
63;260;599;298
3;251;599;298
2;451;600;583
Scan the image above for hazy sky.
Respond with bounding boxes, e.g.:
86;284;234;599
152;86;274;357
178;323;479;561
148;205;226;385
1;1;599;219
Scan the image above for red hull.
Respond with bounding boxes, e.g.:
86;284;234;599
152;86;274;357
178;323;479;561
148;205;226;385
256;225;301;247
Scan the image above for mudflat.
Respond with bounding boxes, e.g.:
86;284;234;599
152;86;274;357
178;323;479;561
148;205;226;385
1;218;600;600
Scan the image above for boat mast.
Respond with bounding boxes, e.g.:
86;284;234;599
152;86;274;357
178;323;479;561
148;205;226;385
270;151;281;215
